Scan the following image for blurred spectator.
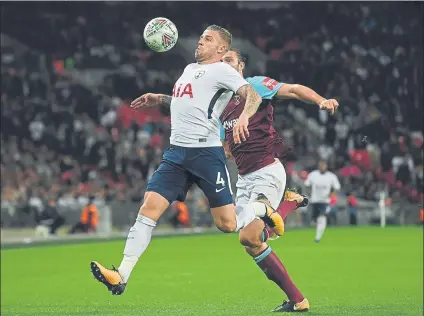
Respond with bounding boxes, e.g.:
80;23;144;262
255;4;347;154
334;117;349;150
392;152;414;185
415;164;423;193
69;196;99;234
28;190;44;215
29;115;46;146
380;143;394;172
169;201;191;229
347;192;358;226
328;192;338;225
317;144;334;162
35;199;65;235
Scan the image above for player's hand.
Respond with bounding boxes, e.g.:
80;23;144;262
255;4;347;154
233;113;250;144
131;93;161;109
319;99;339;115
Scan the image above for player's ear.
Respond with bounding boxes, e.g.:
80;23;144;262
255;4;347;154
217;44;227;55
240;61;245;72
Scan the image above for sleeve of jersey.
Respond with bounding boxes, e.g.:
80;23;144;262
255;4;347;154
216;63;249;92
333;175;341;191
304;173;311;187
219;120;225;141
247;76;283;100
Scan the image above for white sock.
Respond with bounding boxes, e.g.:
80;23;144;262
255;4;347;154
315;215;327;241
235;202;266;231
250;201;267;217
118;215;156;283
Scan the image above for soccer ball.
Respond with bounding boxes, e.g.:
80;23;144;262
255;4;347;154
143;17;178;52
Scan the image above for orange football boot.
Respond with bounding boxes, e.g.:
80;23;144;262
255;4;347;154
90;261;126;295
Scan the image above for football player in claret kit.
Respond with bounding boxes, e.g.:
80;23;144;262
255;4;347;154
90;25;285;296
220;48;339;312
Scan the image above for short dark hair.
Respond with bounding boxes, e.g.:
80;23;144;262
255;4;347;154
206;25;232;48
229;48;246;63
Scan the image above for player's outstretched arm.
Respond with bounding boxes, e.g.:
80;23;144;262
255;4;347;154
158;94;172;107
275;84;339;115
237;84;262;118
131;93;172;109
233;84;262;144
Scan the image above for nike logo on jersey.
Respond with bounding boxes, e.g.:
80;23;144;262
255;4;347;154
216;187;225;193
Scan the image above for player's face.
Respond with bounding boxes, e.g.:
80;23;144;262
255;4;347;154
195;30;226;63
221;51;243;73
319;161;328;172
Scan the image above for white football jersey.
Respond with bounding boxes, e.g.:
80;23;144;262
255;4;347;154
304;170;341;203
170;62;248;147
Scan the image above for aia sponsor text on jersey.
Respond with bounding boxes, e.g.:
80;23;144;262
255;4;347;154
173;83;193;98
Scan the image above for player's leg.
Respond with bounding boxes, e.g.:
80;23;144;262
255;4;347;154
188;147;284;234
238;163;307;245
115;192;169;281
240;221;309;312
263;188;309;242
91;158;189;295
311;203;319;241
209;197;284;234
210;167;271;235
314;203;328;243
207;179;267;233
235;162;284;247
188;146;260;233
239;160;288;242
279;189;309;219
236;161;308;311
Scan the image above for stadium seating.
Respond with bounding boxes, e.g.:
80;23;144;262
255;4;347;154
1;2;422;229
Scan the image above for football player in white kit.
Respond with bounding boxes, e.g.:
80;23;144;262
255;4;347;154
304;160;341;243
90;25;285;295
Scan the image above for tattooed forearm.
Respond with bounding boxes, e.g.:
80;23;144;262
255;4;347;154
236;84;262;118
159;94;172;107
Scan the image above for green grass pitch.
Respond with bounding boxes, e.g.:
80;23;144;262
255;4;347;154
1;227;423;316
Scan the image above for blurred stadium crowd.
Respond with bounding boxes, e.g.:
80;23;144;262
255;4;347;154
1;2;423;232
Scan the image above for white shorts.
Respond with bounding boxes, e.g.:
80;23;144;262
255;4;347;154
235;160;287;210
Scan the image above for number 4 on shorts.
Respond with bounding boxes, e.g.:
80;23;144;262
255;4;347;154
216;172;225;187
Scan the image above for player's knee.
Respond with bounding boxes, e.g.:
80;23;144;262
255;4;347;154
239;219;263;248
215;219;236;233
213;216;236;233
138;192;170;222
211;206;236;233
139;203;154;216
239;230;262;248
